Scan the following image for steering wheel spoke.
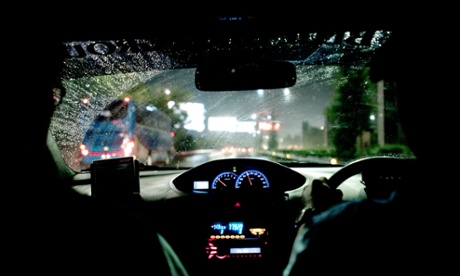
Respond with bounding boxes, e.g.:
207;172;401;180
328;157;417;199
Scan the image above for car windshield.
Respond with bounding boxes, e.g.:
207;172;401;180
50;24;413;172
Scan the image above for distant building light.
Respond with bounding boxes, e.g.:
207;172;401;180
208;117;237;131
180;102;206;132
258;121;280;131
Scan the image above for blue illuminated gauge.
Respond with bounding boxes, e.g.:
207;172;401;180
211;172;238;190
235;170;270;189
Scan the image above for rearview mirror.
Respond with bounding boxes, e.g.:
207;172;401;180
195;60;296;91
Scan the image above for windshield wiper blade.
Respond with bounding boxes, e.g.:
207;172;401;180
278;161;341;167
139;164;192;171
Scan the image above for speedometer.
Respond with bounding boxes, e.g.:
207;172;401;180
211;172;238;190
235;170;270;190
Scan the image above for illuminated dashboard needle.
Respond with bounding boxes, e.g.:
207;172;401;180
246;172;253;186
212;172;237;190
218;179;227;187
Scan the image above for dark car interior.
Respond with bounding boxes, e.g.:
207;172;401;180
14;4;454;276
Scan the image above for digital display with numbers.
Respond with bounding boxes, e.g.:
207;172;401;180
206;221;269;261
211;222;244;235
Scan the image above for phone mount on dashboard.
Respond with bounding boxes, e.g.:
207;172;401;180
90;157;140;202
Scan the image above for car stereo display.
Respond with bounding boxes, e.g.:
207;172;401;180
206;221;268;260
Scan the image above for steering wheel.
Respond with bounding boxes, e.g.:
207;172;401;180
327;156;417;191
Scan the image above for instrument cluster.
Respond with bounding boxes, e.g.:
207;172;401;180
168;158;307;271
195;169;270;191
171;158;307;194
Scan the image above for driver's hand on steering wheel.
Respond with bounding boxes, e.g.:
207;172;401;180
295;177;343;226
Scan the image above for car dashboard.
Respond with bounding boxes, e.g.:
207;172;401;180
72;157;363;275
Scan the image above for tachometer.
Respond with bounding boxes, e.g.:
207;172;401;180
235;170;270;190
211;172;238;190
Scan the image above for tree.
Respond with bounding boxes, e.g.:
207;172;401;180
326;67;376;159
268;131;279;150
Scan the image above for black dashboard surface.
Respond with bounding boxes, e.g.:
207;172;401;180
71;158;364;275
